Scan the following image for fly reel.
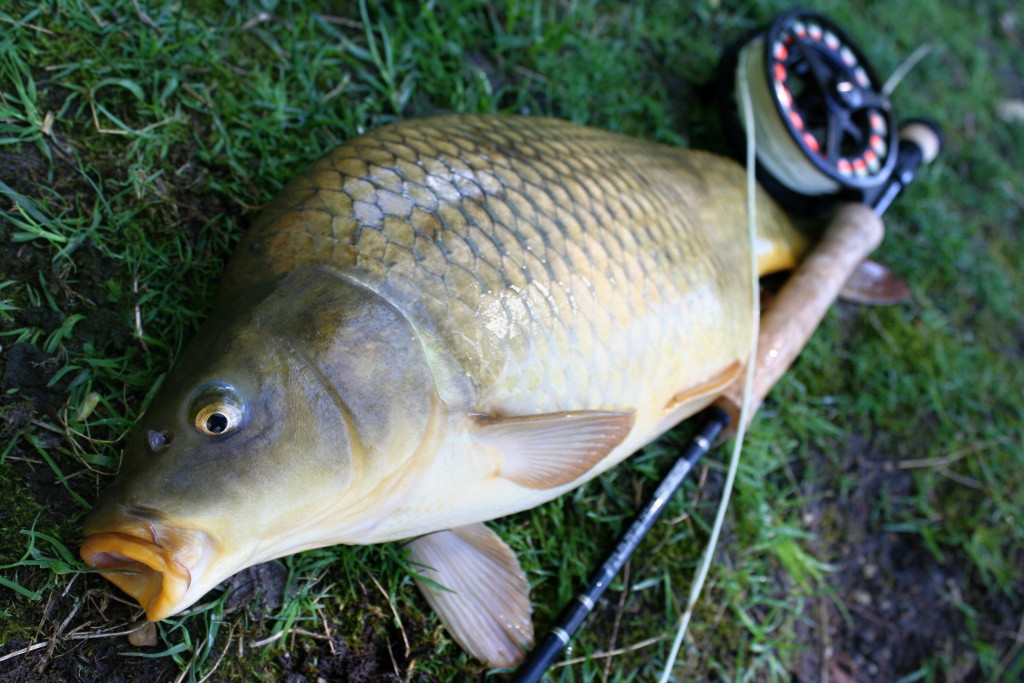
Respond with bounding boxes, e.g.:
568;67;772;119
719;10;901;212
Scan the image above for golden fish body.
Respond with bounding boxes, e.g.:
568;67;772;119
220;113;801;537
81;114;804;666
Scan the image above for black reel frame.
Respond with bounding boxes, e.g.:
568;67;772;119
717;9;900;214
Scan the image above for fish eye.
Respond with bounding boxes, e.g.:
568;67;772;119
189;383;247;437
205;413;229;434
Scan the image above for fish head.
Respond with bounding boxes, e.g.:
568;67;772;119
81;267;441;620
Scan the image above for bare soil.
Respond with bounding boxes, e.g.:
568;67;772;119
792;436;997;682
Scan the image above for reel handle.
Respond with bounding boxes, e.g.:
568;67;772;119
901;121;941;165
867;120;942;214
715;203;884;429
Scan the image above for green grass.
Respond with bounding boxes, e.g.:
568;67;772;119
1;0;1022;681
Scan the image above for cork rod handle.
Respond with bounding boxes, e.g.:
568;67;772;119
716;203;885;429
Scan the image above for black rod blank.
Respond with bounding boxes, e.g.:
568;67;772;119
511;406;730;683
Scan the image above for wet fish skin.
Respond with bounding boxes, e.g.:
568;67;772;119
81;114;805;666
224;114;798;421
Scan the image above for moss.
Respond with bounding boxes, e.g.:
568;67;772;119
0;461;49;560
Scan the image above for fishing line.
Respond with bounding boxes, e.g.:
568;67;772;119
882;43;934;97
657;40;763;683
513;12;939;682
736;37;840;197
658;14;937;678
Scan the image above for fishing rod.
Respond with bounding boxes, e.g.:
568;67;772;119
510;407;729;683
511;10;941;682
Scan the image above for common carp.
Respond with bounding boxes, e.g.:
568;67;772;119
80;114;805;667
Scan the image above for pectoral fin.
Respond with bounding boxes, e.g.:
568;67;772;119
473;410;635;490
408;524;533;669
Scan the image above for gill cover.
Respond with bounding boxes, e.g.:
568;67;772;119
82;266;440;618
261;267;445;502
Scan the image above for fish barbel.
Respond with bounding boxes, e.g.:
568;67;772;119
80;114;805;666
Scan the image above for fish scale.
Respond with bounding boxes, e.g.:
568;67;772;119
82;114;807;665
223;114;798;419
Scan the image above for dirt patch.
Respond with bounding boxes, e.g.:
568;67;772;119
222;562;290;616
271;604;445;683
2;344;61;420
0;637;178;683
793;437;1003;682
0;563;448;683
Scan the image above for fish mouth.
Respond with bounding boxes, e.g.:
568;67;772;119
80;527;208;621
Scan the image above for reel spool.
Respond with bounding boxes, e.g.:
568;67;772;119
718;10;899;213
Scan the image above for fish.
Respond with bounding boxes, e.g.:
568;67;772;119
80;113;806;667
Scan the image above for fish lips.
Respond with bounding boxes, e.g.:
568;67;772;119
80;523;212;622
